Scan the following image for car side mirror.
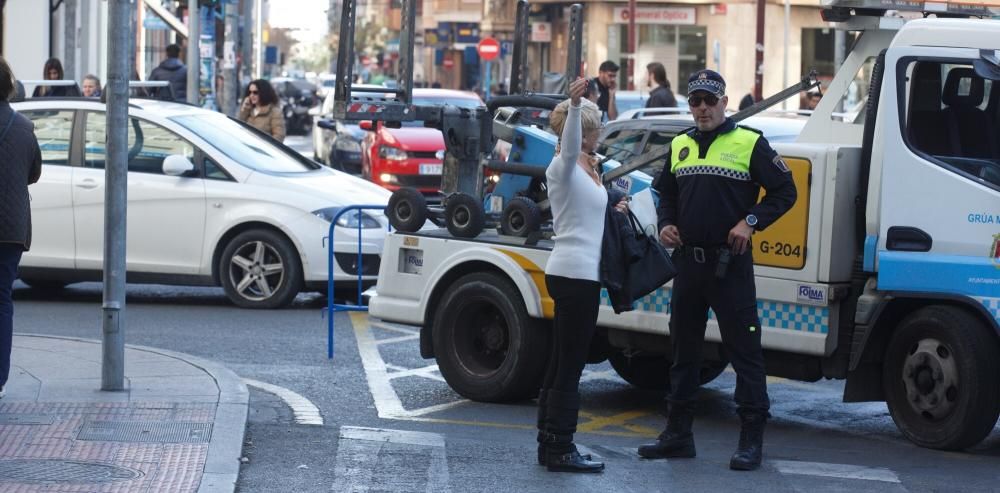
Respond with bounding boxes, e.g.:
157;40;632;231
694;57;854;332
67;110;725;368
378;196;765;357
163;154;196;177
359;120;374;131
317;119;337;131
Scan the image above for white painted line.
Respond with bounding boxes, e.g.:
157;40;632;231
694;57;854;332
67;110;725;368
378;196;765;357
333;427;450;492
368;318;420;336
243;378;324;426
579;369;624;383
376;334;421;345
351;313;471;419
773;460;901;483
386;363;447;382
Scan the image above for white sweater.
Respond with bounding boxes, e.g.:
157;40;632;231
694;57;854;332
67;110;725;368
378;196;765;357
544;103;608;282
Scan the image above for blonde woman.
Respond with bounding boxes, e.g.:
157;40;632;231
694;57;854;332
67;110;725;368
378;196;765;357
535;78;625;473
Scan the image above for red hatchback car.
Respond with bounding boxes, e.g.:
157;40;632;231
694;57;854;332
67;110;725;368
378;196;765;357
360;89;484;194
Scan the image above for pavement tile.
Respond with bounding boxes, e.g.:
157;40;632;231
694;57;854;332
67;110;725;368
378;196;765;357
0;335;248;493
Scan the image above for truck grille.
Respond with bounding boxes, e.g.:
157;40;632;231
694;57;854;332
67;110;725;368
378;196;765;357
335;253;381;275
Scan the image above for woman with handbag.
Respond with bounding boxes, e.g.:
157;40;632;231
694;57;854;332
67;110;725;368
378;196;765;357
535;77;626;473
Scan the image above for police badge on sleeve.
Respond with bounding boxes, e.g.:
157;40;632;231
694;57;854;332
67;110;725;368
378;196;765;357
772;155;790;173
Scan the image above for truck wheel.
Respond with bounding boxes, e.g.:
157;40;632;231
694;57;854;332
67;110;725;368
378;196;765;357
444;193;485;238
219;229;302;309
387;188;427;232
500;197;542;237
608;352;728;391
432;272;548;402
882;306;1000;450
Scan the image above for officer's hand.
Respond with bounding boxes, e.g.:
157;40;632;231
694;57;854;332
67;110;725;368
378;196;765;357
659;225;682;248
569;78;588;106
728;221;754;255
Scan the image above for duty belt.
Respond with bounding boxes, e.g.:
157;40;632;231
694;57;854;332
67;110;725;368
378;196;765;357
675;244;728;264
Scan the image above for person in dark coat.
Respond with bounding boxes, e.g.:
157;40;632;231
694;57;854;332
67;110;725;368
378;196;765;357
645;62;678;109
0;57;43;398
148;44;188;102
31;58;80;98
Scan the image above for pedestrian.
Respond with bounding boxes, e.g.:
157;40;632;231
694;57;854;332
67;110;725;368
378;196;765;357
803;89;822;110
536;77;626;474
238;79;285;142
0;57;43;399
639;69;797;471
590;60;619;121
739;93;755;111
31;58;80;97
81;74;102;98
148;44;188;102
431;81;442;88
645;62;677;108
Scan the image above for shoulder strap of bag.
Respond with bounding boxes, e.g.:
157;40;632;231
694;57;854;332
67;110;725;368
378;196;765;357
0;110;17;144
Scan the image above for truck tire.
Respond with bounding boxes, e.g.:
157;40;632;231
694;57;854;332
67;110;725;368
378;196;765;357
432;272;548;402
387;188;427;233
444;193;485;238
882;306;1000;450
500;197;542;237
608;352;728;391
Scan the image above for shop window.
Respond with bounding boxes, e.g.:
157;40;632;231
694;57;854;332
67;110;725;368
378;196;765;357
677;26;707;81
901;60;1000;188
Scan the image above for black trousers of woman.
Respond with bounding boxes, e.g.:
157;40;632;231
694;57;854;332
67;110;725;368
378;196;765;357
537;274;604;473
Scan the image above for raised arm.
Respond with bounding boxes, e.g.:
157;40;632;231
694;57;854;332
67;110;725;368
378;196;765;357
548;78;588;184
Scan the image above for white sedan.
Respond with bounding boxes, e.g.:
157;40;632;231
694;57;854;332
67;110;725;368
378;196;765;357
14;98;391;308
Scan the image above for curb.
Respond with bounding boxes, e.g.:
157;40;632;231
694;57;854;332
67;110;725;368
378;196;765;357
15;333;249;493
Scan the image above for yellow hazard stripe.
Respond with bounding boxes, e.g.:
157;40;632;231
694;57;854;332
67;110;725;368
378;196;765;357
495;248;554;319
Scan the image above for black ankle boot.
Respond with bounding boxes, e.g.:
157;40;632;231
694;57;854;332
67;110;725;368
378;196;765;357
729;410;766;471
638;401;696;459
544;390;604;473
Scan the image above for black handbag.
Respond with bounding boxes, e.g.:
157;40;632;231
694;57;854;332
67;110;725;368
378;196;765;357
624;210;677;302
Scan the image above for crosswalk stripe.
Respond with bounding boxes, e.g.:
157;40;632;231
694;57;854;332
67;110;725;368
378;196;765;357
772;460;901;483
332;427;450;492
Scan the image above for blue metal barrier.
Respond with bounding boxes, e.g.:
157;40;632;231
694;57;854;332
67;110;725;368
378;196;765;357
326;205;388;359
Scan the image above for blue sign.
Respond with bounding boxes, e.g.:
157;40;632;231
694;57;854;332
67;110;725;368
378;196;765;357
265;46;279;65
143;14;169;30
501;41;513;57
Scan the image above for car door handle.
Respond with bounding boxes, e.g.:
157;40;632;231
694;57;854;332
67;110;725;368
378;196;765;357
75;179;100;190
886;226;933;252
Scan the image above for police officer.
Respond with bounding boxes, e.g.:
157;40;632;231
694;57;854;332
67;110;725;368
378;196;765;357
638;70;797;471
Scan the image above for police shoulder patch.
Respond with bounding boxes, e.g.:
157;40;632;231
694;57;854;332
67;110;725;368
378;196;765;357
772;155;790;173
678;147;690;160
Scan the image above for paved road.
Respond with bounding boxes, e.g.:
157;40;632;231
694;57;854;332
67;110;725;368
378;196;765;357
11;283;1000;492
11;132;999;492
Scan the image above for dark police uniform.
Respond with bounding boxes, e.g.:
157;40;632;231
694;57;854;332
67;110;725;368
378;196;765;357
655;117;796;414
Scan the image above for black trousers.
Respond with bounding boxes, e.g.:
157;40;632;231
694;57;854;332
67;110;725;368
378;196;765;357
667;250;770;413
0;243;22;388
541;275;601;393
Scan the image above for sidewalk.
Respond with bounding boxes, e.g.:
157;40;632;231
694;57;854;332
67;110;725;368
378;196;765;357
0;334;248;493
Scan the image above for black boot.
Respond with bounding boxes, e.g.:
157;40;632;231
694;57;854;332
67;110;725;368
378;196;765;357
537;389;592;466
637;401;696;459
729;410;766;471
544;390;604;473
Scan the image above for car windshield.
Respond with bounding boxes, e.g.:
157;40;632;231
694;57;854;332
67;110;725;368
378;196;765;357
400;96;483;127
172;112;316;173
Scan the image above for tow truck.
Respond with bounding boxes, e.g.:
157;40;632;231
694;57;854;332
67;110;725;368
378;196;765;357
345;0;1000;451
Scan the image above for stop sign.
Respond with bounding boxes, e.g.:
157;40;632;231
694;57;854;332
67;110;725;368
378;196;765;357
442;58;455;69
477;38;501;62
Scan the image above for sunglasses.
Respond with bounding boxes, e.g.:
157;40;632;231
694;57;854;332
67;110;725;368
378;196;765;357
687;94;720;107
248;90;259;95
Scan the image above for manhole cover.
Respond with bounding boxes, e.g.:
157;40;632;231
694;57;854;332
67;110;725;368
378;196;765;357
0;459;143;483
0;414;55;425
77;421;212;443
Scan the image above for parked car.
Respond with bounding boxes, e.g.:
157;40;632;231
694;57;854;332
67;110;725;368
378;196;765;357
271;77;319;135
311;85;387;174
317;74;337;98
360;88;484;194
597;111;806;178
614;90;688;118
14;97;391;308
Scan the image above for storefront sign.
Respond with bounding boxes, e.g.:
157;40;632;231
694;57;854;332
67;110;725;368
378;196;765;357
612;6;696;25
531;22;552;43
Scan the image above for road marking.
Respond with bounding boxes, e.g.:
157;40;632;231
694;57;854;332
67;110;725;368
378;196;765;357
332;426;450;493
243;378;324;426
577;410;658;435
386;363;447;382
772;460;901;483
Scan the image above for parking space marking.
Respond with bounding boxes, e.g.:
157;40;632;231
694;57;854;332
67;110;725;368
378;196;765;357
333;426;450;493
243;378;324;426
772;460;901;483
578;410;659;436
386;363;447;382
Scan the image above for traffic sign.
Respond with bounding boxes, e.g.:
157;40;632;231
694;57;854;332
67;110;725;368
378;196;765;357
443;58;455;69
477;38;501;62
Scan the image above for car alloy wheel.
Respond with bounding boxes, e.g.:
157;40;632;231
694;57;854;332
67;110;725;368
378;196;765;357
227;240;286;302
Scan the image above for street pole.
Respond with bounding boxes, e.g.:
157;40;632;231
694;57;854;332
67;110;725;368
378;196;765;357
255;0;263;78
223;1;238;116
64;0;77;80
242;0;255;90
782;0;790;109
627;0;636;90
102;0;129;392
187;0;200;105
754;0;766;101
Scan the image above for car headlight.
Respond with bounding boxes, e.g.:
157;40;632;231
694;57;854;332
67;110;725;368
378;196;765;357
334;138;361;152
312;208;383;229
378;145;408;161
